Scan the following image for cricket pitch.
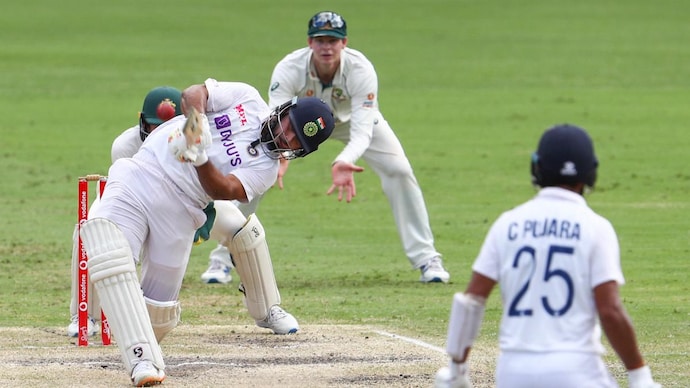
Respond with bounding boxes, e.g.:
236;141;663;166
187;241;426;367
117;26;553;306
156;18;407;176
0;325;500;387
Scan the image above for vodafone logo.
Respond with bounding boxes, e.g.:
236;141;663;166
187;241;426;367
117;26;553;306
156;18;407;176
78;273;88;312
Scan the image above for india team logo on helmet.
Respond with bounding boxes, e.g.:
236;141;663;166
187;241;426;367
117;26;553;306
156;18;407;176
256;97;335;160
289;97;335;157
303;117;326;137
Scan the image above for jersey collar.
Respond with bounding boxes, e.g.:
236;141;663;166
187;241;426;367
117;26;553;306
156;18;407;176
537;187;587;205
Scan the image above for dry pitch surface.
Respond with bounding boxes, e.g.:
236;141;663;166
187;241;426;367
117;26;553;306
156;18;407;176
0;325;498;387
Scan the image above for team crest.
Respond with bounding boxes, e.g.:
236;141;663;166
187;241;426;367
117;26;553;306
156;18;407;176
303;117;326;137
247;144;258;156
560;161;577;176
332;88;346;101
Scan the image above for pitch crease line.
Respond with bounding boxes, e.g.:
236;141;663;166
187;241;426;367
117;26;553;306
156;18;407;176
374;330;445;353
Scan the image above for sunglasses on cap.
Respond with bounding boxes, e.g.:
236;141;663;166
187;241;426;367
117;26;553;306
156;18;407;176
309;11;345;29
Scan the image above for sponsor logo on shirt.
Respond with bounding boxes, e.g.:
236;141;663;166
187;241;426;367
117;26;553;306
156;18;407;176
213;114;242;167
235;104;247;126
214;115;231;129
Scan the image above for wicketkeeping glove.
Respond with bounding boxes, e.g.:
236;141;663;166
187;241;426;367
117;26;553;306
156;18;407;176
168;107;212;166
193;203;216;245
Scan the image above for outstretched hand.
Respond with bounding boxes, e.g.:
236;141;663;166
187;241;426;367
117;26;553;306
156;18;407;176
326;161;365;203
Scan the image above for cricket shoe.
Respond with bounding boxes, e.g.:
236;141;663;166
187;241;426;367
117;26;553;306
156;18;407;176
67;314;98;337
200;258;232;284
255;305;299;334
420;256;450;283
435;363;471;388
131;360;165;387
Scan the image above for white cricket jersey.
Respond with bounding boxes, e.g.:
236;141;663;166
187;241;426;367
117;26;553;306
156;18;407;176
135;79;277;207
268;47;378;164
111;125;142;162
473;187;624;354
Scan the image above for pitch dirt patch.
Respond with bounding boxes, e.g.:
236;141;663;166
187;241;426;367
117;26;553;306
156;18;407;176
0;325;497;387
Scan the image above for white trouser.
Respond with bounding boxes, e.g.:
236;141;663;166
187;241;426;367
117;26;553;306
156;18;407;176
496;351;618;388
91;158;206;302
330;112;440;268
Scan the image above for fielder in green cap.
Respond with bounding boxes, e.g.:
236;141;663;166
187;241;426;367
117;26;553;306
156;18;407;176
307;11;347;39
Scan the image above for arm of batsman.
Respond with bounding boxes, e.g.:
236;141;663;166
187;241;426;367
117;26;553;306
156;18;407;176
168;107;212;166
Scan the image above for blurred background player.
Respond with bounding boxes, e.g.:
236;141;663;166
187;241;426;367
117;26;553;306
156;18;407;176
67;86;183;337
78;79;333;385
434;124;661;388
267;11;450;283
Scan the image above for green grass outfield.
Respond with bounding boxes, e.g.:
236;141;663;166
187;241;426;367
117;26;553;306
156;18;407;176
1;0;688;385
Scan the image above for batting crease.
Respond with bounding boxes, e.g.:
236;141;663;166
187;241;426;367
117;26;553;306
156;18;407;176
374;330;445;354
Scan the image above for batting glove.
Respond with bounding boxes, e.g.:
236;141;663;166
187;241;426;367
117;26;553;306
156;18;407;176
168;113;212;166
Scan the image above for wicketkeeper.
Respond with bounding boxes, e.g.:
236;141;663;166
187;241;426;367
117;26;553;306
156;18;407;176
68;86;183;338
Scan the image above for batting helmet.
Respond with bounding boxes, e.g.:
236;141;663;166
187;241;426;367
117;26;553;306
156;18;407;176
258;97;335;160
139;86;182;141
530;124;598;188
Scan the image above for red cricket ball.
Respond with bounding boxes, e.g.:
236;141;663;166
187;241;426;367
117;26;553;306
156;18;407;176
156;100;177;121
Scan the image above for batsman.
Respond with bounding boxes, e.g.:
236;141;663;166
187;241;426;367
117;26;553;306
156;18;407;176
68;87;295;339
78;78;334;386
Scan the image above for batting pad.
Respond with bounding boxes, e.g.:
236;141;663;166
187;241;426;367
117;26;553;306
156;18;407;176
80;218;165;372
228;214;280;321
446;293;486;361
145;297;181;343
